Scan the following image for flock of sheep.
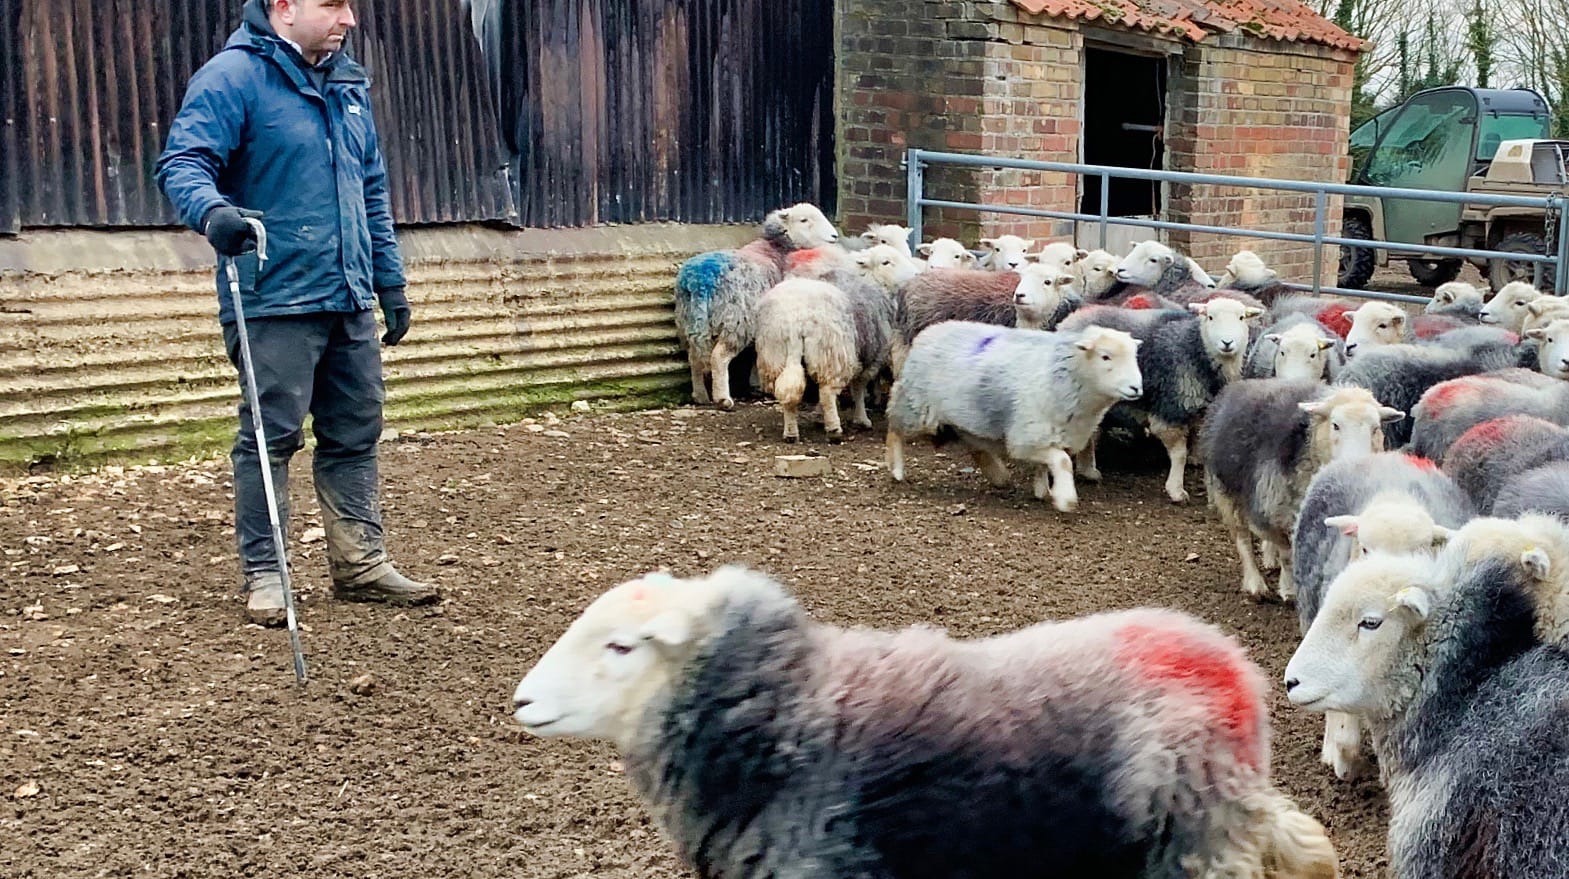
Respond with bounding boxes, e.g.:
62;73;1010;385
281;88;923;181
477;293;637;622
510;202;1569;878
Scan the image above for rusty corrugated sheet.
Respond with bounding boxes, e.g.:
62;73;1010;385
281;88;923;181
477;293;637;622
484;0;836;227
0;0;510;231
0;226;754;471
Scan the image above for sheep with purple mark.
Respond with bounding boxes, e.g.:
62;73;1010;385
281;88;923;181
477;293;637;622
673;204;839;408
886;322;1142;511
513;564;1342;879
1438;414;1569;515
1284;548;1569;879
1200;380;1403;600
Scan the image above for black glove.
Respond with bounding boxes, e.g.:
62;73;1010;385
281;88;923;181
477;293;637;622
378;287;411;346
203;206;264;257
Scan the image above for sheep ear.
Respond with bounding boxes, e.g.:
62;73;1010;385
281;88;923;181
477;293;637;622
860;230;877;242
1525;328;1547;341
1244;306;1265;319
854;254;871;268
1522;547;1552;580
917;243;934;257
1316;338;1336;351
639;609;695;648
1324;515;1359;536
1074;337;1097;352
776;210;791;222
1391;313;1406;327
1187;302;1208;315
1074;249;1088;260
979;238;998;249
1379;406;1406;423
1265;333;1283;344
1430;525;1452;547
1391;587;1431;622
1527;300;1548;316
1161;254;1175;267
1299;400;1326;416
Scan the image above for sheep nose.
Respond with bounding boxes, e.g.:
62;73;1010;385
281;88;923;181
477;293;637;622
1014;293;1028;304
513;696;533;711
1219;339;1237;353
1344;342;1358;355
1284;678;1300;693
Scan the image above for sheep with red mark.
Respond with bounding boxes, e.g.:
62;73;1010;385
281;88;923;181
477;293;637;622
1524;316;1569;380
1268;295;1357;340
978;234;1036;271
1245;315;1345;382
514;564;1341;879
1410;370;1569;462
1334;332;1524;448
1289;452;1471;779
1343;301;1470;358
1478;280;1545;333
1439;414;1569;515
888;264;1083;374
886;323;1142;511
1493;460;1569;521
1284;548;1569;879
1216;249;1295;305
674;204;840;408
1200;381;1403;600
1424;281;1485;320
916;237;976;269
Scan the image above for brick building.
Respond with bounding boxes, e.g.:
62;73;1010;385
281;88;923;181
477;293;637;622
837;0;1362;281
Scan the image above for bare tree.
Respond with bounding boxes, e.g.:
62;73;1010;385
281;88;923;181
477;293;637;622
1496;0;1569;135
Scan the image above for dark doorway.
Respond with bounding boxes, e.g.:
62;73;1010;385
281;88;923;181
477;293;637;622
1079;47;1167;218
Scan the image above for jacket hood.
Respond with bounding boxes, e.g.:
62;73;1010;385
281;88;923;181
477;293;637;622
230;0;368;83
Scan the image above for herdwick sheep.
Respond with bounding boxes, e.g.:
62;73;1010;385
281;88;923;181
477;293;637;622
1069;298;1264;502
1037;240;1089;270
916;237;977;269
1335;334;1524;448
1104;240;1211;304
754;276;894;443
978;234;1035;271
886;322;1142;512
1245;314;1344;382
1290;452;1471;780
513;565;1342;879
1216;250;1295;305
1448;513;1569;643
674;204;839;408
889;265;1082;374
860;223;914;256
1200;380;1402;600
852;243;924;292
1410;370;1569;463
1493;460;1569;520
1523;296;1569;334
1074;248;1121;300
1267;295;1357;340
1439;414;1569;515
1425;281;1485;320
1524;317;1569;380
1284;550;1569;879
1343;301;1468;358
1478;280;1545;333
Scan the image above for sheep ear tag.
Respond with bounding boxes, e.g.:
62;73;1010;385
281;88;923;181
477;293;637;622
640;610;694;648
1391;587;1431;622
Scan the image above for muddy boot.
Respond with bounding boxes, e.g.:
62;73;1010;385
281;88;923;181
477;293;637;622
331;567;439;606
244;572;288;627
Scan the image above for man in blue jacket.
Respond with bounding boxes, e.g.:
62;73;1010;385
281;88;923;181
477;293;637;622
157;0;438;625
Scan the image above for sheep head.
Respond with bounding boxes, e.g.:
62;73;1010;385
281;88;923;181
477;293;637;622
1114;240;1176;287
1216;250;1277;289
1074;249;1120;299
854;244;923;292
916;237;976;270
860;223;914;256
1426;281;1484;318
1074;326;1143;402
766;203;840;250
1479;281;1543;334
1524;317;1569;380
1265;324;1337;381
1324;495;1450;560
1344;302;1408;357
978;234;1036;271
1036;241;1088;271
1301;387;1402;464
1188;296;1263;360
1012;262;1081;329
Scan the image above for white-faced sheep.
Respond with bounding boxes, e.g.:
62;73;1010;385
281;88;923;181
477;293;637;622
978;234;1036;271
1289;452;1471;779
1068;297;1264;502
886;322;1142;512
1284;549;1569;879
754;276;894;444
1335;333;1524;448
1036;240;1088;271
916;237;976;270
1245;315;1345;382
889;264;1082;374
1478;280;1545;333
852;243;924;291
1424;281;1485;320
1343;301;1469;357
1523;296;1569;334
1104;240;1212;304
1410;370;1569;463
1439;414;1569;515
1200;380;1402;600
1447;513;1569;643
674;204;839;408
859;223;914;256
1074;248;1121;300
1215;250;1295;305
513;565;1341;879
1525;316;1569;380
1493;460;1569;521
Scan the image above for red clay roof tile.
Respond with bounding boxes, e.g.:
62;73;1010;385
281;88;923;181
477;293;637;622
1009;0;1364;50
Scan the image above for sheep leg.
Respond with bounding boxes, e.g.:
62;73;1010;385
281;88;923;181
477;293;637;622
1150;418;1190;503
971;448;1011;487
1276;541;1297;601
1213;488;1270;598
709;341;739;411
885;431;906;481
1035;448;1077;512
1322;711;1367;781
779;398;800;443
820;385;845;443
1075;432;1102;482
849;379;873;430
686;348;711;406
1260;539;1280;571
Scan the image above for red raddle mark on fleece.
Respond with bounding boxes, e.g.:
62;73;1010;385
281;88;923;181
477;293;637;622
1124;293;1161;310
1115;623;1263;769
1451;417;1514;455
1402;452;1441;472
1316;302;1354;339
1420;378;1482;420
1413;315;1460;339
784;248;836;273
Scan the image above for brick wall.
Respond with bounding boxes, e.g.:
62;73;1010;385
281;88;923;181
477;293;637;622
837;0;1080;243
1165;34;1358;283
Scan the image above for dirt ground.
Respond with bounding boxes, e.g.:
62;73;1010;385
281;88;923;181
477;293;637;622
1;400;1391;878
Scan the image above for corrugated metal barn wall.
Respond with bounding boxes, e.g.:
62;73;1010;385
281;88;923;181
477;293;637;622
0;0;511;233
488;0;837;227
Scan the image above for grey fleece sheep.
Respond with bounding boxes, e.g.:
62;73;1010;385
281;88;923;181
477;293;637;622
514;565;1341;879
886;321;1143;512
1097;240;1213;305
674;204;840;408
1245;313;1345;382
1493;460;1569;520
1440;414;1569;515
1214;250;1296;305
1285;551;1569;879
1409;368;1569;462
1335;332;1524;448
890;266;1082;373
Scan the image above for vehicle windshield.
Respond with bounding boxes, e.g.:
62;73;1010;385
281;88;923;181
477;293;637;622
1476;113;1552;160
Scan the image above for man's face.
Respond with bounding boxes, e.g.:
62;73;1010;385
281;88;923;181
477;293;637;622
274;0;356;60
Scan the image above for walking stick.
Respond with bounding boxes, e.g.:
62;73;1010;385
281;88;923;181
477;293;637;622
224;219;308;684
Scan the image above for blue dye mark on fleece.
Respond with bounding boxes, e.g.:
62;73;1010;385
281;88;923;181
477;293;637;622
972;334;998;356
676;252;735;302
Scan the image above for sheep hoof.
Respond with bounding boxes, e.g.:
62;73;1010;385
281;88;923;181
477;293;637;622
1242;574;1269;600
1052;497;1079;513
854;416;873;429
716;397;736;412
826;431;844;445
1077;467;1102;482
783;435;798;444
1167;488;1190;504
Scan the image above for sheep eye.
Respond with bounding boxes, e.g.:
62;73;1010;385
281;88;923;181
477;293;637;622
1357;616;1382;631
1378;323;1389;330
1100;353;1112;361
606;642;635;655
1332;423;1341;432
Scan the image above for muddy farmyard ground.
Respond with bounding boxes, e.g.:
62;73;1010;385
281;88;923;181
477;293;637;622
1;402;1390;878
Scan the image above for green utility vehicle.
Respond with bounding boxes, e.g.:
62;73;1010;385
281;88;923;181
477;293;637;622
1339;86;1565;291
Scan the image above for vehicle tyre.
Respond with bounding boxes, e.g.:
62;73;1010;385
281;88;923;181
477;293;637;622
1338;215;1376;289
1408;259;1462;287
1489;231;1555;292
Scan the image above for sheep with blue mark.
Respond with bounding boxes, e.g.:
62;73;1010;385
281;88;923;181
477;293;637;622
1409;370;1569;462
513;564;1341;879
1245;314;1345;382
1493;460;1569;521
1289;452;1471;780
1061;297;1264;502
886;322;1141;512
1424;281;1486;320
1438;414;1569;515
1200;380;1403;600
673;204;839;409
1284;546;1569;879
